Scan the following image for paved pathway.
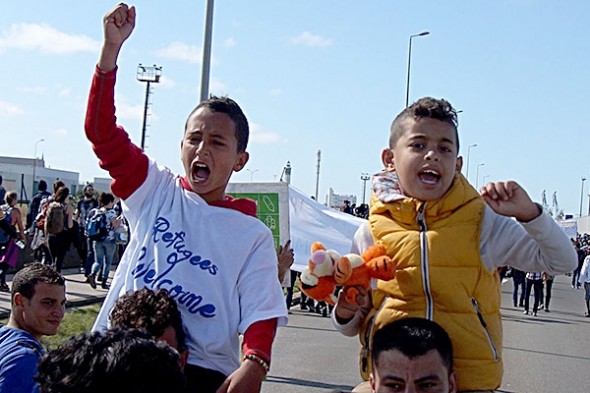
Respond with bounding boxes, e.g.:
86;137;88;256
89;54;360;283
2;271;589;392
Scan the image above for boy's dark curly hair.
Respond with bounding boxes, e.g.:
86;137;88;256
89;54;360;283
36;327;185;393
110;288;186;351
389;97;459;152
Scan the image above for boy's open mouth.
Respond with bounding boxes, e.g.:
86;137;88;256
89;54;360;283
192;163;210;182
419;169;441;185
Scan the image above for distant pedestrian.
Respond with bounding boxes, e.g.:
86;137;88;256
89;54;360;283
524;271;543;316
511;267;526;307
578;255;590;317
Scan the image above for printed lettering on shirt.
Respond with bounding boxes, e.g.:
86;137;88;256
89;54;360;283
130;216;218;318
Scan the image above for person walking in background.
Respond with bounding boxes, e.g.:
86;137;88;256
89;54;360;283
511;267;526;308
0;176;6;206
543;272;555;312
75;184;99;277
45;186;74;273
26;180;51;231
87;192;119;290
578;255;590;317
0;192;26;292
524;271;543;316
572;238;585;289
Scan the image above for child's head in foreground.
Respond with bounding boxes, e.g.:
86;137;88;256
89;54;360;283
382;97;462;202
181;95;250;203
370;317;456;393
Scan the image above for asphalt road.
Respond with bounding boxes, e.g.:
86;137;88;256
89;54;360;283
264;274;590;393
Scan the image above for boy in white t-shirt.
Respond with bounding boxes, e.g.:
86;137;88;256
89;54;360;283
85;4;287;393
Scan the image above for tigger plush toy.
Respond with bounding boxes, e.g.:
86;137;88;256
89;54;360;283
299;242;396;305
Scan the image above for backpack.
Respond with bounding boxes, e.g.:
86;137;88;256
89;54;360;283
44;202;65;235
0;206;14;244
86;208;108;242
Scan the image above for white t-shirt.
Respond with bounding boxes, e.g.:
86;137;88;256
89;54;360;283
93;161;288;376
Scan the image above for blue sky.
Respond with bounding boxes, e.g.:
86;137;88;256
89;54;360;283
1;1;588;216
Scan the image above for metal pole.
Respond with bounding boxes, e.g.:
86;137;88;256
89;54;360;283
405;31;429;108
475;163;484;189
465;143;477;181
140;81;151;150
361;173;370;204
32;138;44;193
315;150;321;201
200;0;215;102
580;177;586;217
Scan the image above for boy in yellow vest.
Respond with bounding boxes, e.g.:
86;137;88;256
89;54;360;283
333;97;576;392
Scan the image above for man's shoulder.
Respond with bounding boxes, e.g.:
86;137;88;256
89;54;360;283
0;327;43;360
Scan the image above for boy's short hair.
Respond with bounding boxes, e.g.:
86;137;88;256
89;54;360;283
110;288;186;351
371;317;453;373
36;327;185;393
186;95;249;153
5;191;17;205
38;180;48;192
389;97;459;152
11;263;65;302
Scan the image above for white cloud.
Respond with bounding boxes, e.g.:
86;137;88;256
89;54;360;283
155;42;201;64
0;100;25;117
250;123;281;144
0;23;100;55
223;38;236;48
290;31;333;48
53;128;68;138
157;75;175;89
58;88;70;97
17;86;46;94
270;88;283;97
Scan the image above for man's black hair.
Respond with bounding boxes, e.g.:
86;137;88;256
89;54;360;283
36;327;185;393
185;95;249;153
38;180;48;192
371;317;453;373
110;288;186;352
11;263;65;302
389;97;459;152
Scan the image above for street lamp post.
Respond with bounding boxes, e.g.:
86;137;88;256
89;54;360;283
405;31;430;108
475;163;485;189
360;173;370;205
580;177;586;217
247;169;259;183
32;138;45;192
465;143;477;182
482;175;490;186
137;64;162;151
199;0;215;102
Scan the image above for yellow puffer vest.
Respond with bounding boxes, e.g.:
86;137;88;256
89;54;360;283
363;175;502;391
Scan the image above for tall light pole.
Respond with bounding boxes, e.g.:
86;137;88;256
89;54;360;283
405;31;430;108
200;0;215;102
482;174;490;186
137;64;162;151
475;163;485;189
580;177;587;217
246;168;259;182
32;138;44;192
465;143;477;181
360;173;370;205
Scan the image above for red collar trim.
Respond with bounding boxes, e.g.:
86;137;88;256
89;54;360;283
179;176;257;217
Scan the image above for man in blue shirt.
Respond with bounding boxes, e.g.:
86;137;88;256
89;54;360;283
0;263;66;393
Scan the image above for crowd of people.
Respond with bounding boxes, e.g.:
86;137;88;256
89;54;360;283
0;3;584;393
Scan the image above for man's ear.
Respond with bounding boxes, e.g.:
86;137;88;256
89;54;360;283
233;151;249;172
448;371;458;393
455;156;463;176
369;372;376;393
13;293;24;308
381;148;394;170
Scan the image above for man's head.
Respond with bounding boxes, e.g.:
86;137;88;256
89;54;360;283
181;95;250;203
98;192;115;208
36;327;185;393
110;288;187;361
5;191;17;206
52;180;65;194
382;97;462;201
9;263;66;340
370;318;456;393
83;184;94;198
38;180;48;192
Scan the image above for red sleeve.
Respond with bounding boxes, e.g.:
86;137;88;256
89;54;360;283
241;318;278;364
84;66;148;200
